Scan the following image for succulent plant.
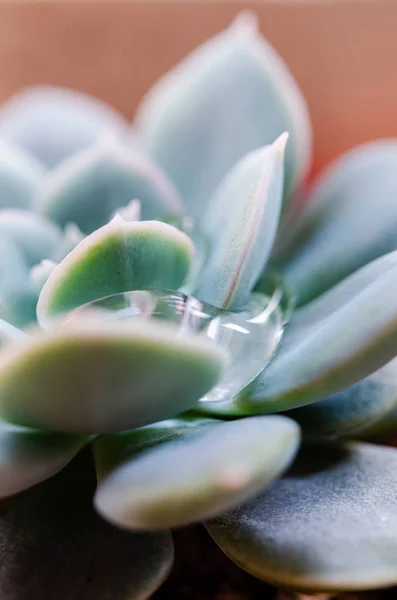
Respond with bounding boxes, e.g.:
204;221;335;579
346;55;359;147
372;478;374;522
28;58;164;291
1;11;397;599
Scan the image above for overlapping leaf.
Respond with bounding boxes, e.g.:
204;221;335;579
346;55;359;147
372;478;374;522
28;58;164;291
37;218;194;324
0;316;227;434
136;13;311;218
208;442;397;592
95;416;300;529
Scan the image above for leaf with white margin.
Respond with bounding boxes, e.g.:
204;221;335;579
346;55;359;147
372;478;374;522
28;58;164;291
37;218;194;326
199;250;397;416
136;12;311;219
34;137;183;233
51;223;85;262
288;357;397;439
0;209;61;266
0;139;45;209
194;136;286;309
95;415;300;530
0;422;88;499
280;140;397;305
0;316;227;434
0;85;128;168
0;450;174;599
94;415;220;479
207;442;397;593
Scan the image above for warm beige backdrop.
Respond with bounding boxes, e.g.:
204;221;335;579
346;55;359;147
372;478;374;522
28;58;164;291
0;0;395;171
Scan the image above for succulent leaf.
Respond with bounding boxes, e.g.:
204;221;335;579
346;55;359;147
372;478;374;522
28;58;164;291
0;86;128;168
136;12;311;218
95;415;300;530
0;423;88;499
0;450;173;599
288;357;397;438
207;442;397;592
0;237;38;327
0;318;28;347
0;139;45;209
0;316;227;434
0;209;61;267
280;141;397;304
194;137;286;309
94;415;220;479
34;138;183;233
199;250;397;415
37;218;194;325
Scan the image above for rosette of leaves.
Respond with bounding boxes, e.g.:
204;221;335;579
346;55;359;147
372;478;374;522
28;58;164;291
0;11;396;600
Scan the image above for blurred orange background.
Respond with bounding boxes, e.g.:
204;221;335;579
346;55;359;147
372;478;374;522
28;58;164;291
0;0;396;173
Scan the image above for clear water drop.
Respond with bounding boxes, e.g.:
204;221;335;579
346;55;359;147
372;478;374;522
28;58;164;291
64;278;292;403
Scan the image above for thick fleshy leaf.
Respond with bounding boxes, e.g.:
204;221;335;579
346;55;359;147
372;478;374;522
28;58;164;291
288;357;397;438
0;209;61;266
0;450;173;599
0;423;87;498
0;139;45;209
94;415;220;479
34;138;183;233
95;416;300;530
207;442;397;592
30;260;57;295
0;316;227;434
194;137;286;309
0;86;127;167
199;250;397;416
37;218;194;325
280;140;397;305
0;237;38;326
136;12;311;218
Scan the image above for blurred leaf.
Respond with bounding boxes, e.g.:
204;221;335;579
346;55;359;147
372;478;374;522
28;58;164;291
95;415;300;530
0;423;87;498
37;218;194;324
51;223;85;262
0;86;128;168
280;140;397;304
0;450;173;599
288;357;397;438
194;137;285;309
0;140;45;209
35;138;183;233
136;12;311;219
0;209;61;267
207;442;397;592
0;316;227;434
94;415;220;479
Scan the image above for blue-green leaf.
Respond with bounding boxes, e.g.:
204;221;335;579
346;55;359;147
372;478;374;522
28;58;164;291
35;138;183;233
0;316;227;434
0;209;61;267
0;140;45;209
194;137;286;309
95;416;300;530
136;12;311;219
37;218;194;325
207;442;397;592
280;140;397;304
0;86;127;167
199;250;397;415
288;357;397;438
0;451;174;599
